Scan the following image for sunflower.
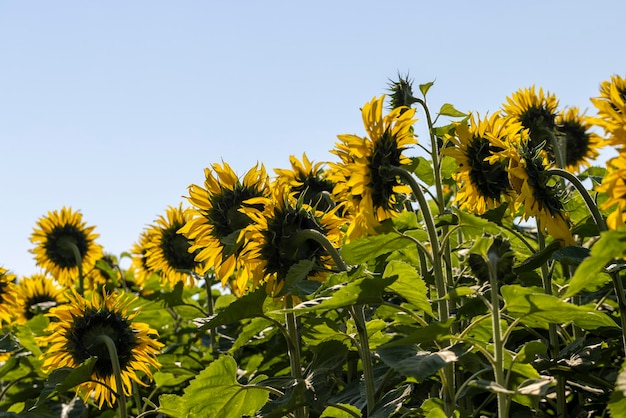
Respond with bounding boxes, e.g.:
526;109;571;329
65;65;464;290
506;139;575;245
590;74;626;149
180;162;270;293
13;273;67;322
502;86;559;158
596;153;626;230
128;230;156;289
555;107;603;172
40;290;163;409
274;153;336;212
30;207;103;288
443;112;523;214
0;267;20;324
144;204;203;288
329;95;417;240
239;185;345;296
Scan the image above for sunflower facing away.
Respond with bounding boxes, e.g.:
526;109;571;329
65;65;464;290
0;267;20;324
590;74;626;149
239;185;345;296
30;207;103;288
555;107;603;173
274;153;337;212
180;162;270;294
330;94;417;240
596;153;626;230
502;86;559;158
40;290;163;409
129;229;156;289
14;273;67;323
443;112;523;214
144;204;203;288
506;139;575;245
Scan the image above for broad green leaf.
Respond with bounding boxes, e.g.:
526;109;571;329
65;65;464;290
377;345;457;382
195;286;267;330
440;155;459;181
419;81;434;97
384;260;433;316
609;358;626;418
229;317;274;353
438;103;466;118
379;319;455;348
302;317;350;347
514;341;547;364
502;285;618;329
162;355;269;418
158;394;184;417
551;245;591;266
341;232;416;265
35;358;96;407
514;240;561;273
564;229;626;298
369;384;412;418
276;259;316;297
320;403;362;417
411;156;435;186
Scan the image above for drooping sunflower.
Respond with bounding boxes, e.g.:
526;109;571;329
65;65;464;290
239;185;345;296
13;273;67;323
596;153;626;230
180;162;270;293
0;267;20;324
144;204;203;288
590;74;626;149
329;95;417;240
274;153;337;212
502;86;559;157
40;290;163;409
506;139;575;245
30;207;103;288
129;229;157;289
555;107;603;172
443;112;523;214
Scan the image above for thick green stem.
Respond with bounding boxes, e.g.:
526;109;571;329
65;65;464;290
487;260;509;418
284;295;305;418
95;335;127;418
60;237;84;295
205;274;216;350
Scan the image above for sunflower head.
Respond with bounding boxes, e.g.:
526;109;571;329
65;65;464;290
387;73;418;111
507;139;574;245
274;153;336;212
239;185;345;296
40;290;163;409
556;107;603;172
443;112;523;214
144;204;202;288
590;74;626;149
129;230;156;289
180;162;270;290
14;273;67;322
30;207;103;288
0;267;20;324
502;86;559;156
596;154;626;230
329;95;417;240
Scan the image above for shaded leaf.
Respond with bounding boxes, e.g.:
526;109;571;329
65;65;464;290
377;345;457;382
384;260;433;316
194;286;267;330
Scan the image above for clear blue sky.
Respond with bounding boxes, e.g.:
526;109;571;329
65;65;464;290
1;1;624;277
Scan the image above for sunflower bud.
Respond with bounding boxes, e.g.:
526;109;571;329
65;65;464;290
387;73;418;111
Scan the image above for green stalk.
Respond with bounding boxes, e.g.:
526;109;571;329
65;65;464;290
60;237;84;295
284;295;305;418
95;335;127;418
487;259;509;418
204;273;217;350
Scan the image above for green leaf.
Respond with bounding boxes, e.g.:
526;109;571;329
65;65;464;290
369;384;412;418
320;403;362;418
419;81;434;97
514;341;547;364
36;358;96;407
276;259;316;297
551;245;591;266
377;345;457;382
195;286;267;330
160;355;269;418
341;232;417;265
440;155;459;181
514;240;561;274
384;260;433;316
564;229;626;298
379;319;455;348
411;156;435;186
609;358;626;418
438;103;467;118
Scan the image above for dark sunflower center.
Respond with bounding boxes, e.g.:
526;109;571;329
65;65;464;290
466;137;510;200
25;294;58;319
559;120;591;167
0;281;7;304
523;147;566;216
44;225;90;269
66;308;137;378
368;129;406;210
610;87;626;113
207;186;264;244
292;175;335;212
260;208;326;281
520;106;556;151
159;224;197;271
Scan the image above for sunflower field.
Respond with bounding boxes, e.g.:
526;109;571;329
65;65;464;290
2;74;626;418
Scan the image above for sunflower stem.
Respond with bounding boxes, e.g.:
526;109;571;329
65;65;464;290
546;130;566;170
94;334;127;418
547;168;607;232
204;273;217;350
60;237;84;295
293;228;348;271
284;295;306;418
487;257;509;418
